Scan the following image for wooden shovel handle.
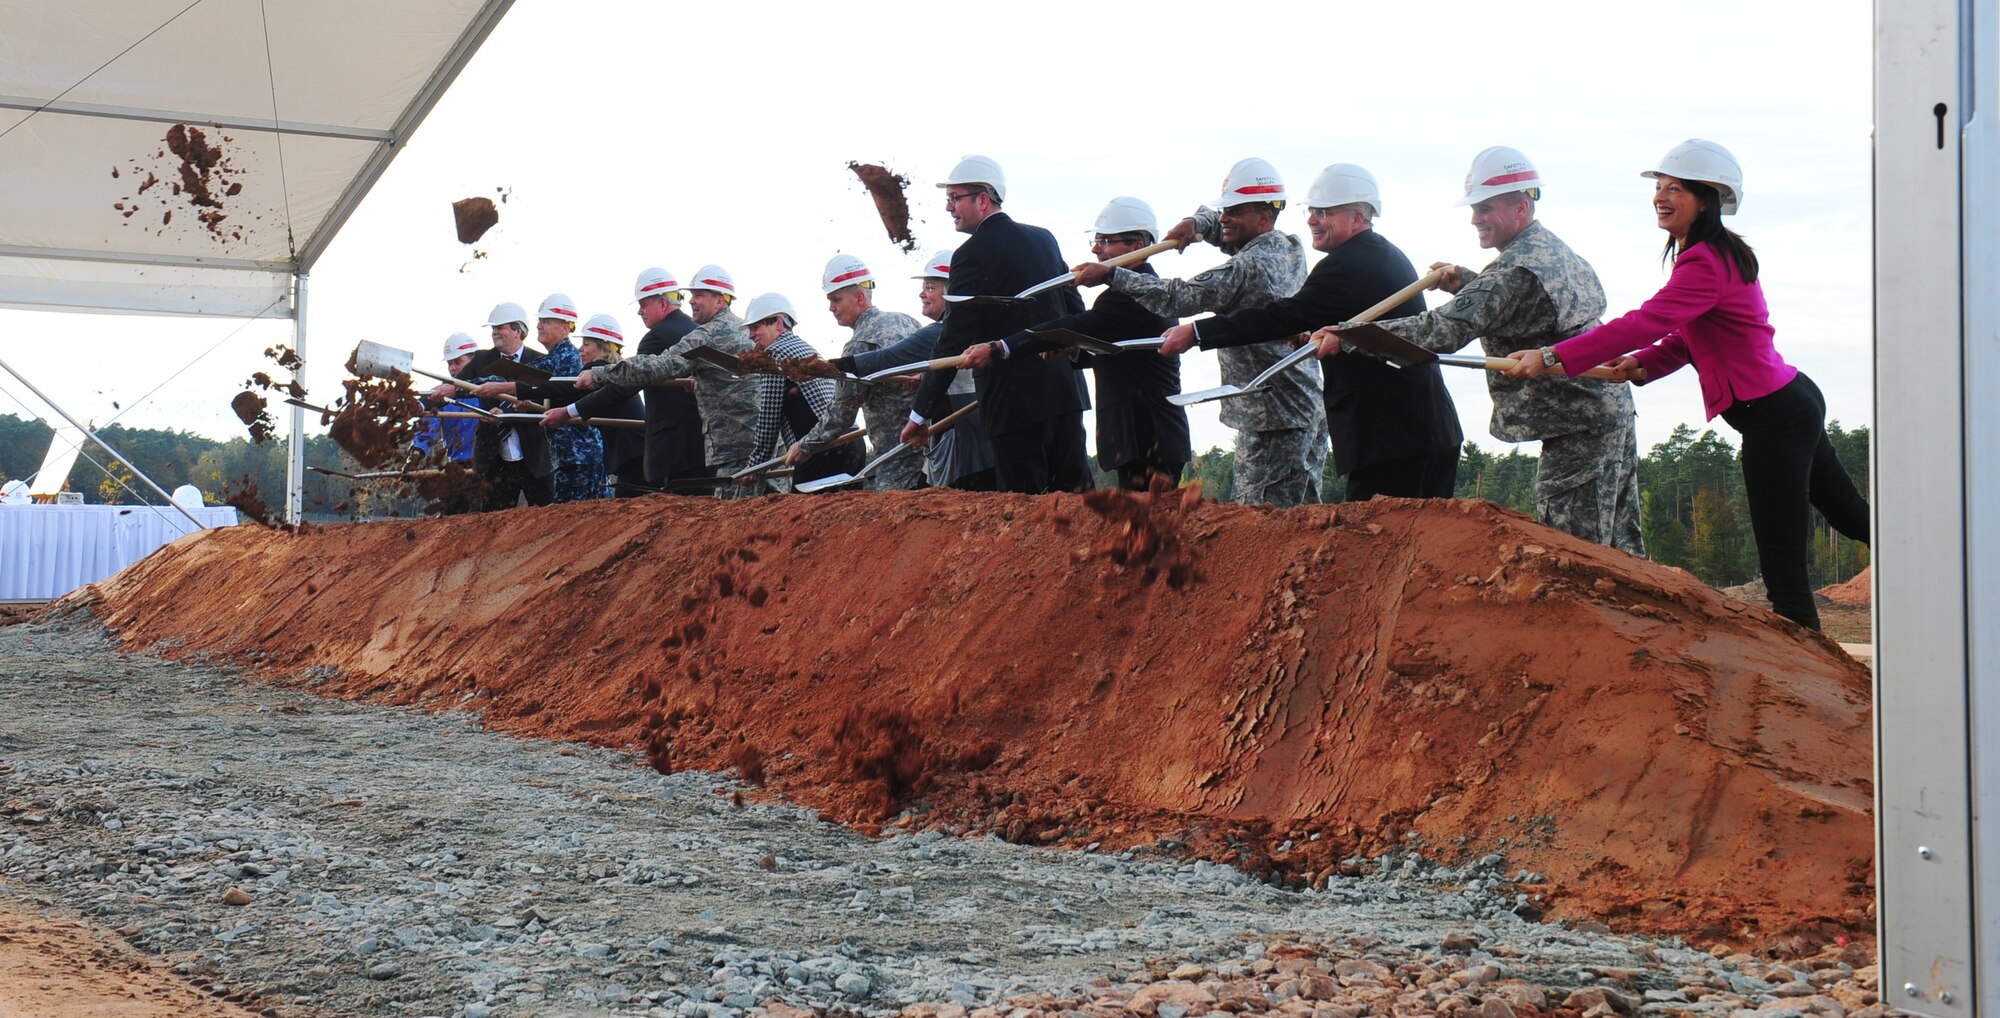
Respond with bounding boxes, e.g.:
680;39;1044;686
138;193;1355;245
411;366;550;413
1094;238;1184;273
1471;355;1623;381
1351;265;1452;325
927;400;979;435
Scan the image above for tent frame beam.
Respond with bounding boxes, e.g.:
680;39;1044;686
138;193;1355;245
0;94;392;142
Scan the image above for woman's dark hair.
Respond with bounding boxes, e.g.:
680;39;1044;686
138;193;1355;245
1664;179;1759;284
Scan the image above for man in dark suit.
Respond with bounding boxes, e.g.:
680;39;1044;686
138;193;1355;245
468;301;555;509
904;155;1091;494
1160;164;1462;500
967;197;1189;490
549;267;705;494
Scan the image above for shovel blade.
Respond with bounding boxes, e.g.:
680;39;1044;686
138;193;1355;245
1330;322;1437;369
352;339;413;378
793;473;860;493
943;293;1030;305
684;346;749;374
1169;384;1246;407
863;359;932;382
1013;271;1077;301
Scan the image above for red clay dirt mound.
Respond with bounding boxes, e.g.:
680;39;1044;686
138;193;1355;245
1819;566;1872;606
78;492;1873;950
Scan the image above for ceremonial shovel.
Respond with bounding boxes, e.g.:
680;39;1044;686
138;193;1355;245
1169;266;1451;407
1329;323;1626;381
350;340;549;412
486;352;698;392
308;466;443;480
683;345;873;385
863;329;1153;383
944;238;1186;305
791;400;981;493
730;427;867;481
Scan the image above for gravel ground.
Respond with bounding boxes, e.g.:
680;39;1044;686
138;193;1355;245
0;610;1887;1018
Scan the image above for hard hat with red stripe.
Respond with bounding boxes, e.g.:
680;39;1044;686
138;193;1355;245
821;253;875;295
577;314;625;349
1216;158;1287;209
683;265;737;298
1456;146;1544;206
633;267;683;303
537;292;580;325
442;332;480;363
912;249;952;280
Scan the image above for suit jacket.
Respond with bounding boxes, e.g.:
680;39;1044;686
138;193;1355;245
1011;265;1189;470
1195;229;1462;476
572;309;704;481
914;212;1087;436
462;348;554;478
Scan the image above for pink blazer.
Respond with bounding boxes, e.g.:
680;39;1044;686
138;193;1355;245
1553;241;1797;419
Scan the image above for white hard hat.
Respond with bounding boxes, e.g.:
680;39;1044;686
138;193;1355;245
740;292;797;328
442;331;480;362
1216;157;1287;208
821;253;875;294
683;265;737;297
937;154;1006;203
578;313;625;348
1089;196;1158;240
1304;163;1383;217
0;479;29;504
633;267;683;303
1456;146;1543;206
485;302;531;330
537;293;579;324
912;249;953;280
171;484;203;508
1643;138;1744;215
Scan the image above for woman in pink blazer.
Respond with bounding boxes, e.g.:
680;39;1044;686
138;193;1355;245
1505;140;1869;631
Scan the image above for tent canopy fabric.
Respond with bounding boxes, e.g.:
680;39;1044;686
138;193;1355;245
0;0;511;318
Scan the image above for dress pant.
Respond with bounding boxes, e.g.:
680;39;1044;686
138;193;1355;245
484;460;555;511
1344;450;1458;502
1720;372;1871;630
989;414;1093;494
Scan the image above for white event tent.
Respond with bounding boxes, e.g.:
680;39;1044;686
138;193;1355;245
0;0;513;521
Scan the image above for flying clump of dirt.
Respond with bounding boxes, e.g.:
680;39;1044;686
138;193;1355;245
1077;474;1205;588
736;348;843;382
230;391;274;445
452;196;499;244
221;474;272;525
831;706;933;820
113;123;250;242
848;161;916;252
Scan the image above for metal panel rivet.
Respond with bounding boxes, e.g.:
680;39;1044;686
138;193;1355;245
1942;992;1954;1004
1919;846;1935;859
1906;984;1921;997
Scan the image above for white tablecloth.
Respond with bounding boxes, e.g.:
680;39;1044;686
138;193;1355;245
0;503;239;600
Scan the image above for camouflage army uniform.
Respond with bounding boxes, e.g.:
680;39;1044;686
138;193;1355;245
591;307;762;499
529;340;604;502
798;305;924;490
1109;210;1327;507
1365;221;1644;555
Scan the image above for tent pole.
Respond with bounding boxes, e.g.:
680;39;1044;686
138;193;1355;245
286;272;308;525
0;356;206;532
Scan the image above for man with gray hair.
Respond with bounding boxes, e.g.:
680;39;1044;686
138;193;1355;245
1316;146;1643;554
1075;157;1325;507
788;254;924;489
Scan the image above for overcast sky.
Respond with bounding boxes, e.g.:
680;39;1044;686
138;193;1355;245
0;0;1874;486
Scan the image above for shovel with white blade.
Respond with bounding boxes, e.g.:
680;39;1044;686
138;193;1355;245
792;400;980;493
730;427;867;482
350;340;550;412
1168;266;1449;406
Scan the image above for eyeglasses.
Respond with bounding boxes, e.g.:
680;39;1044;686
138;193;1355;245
944;191;981;206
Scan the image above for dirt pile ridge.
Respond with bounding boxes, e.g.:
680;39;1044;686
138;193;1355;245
1819;566;1872;606
79;491;1874;948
